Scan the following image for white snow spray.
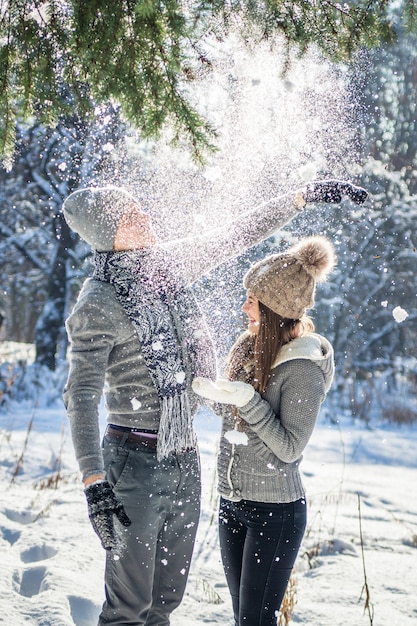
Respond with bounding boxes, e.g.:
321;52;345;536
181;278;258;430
99;33;363;358
101;33;361;242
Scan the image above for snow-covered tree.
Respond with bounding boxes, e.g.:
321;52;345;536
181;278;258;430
0;105;124;369
354;26;417;192
302;165;417;418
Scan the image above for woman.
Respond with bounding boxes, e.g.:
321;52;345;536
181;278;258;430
192;235;336;626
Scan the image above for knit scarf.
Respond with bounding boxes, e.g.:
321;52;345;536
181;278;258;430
93;249;217;460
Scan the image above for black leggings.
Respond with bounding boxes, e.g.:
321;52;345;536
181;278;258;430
218;497;307;626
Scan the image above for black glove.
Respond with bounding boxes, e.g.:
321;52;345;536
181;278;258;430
303;180;368;205
84;480;131;550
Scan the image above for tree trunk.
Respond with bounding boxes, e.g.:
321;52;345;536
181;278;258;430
34;213;72;370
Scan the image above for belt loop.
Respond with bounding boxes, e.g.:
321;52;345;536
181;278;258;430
118;432;129;448
105;424;129;448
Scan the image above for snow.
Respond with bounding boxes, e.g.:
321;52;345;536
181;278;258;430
224;428;249;445
392;306;409;323
130;398;142;411
1;393;417;626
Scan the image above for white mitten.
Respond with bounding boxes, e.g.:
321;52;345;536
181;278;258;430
192;377;255;408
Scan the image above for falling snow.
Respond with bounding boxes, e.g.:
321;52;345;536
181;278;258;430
0;27;415;626
392;305;409;323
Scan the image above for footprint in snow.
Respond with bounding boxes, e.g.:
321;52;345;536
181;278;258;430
0;525;21;545
4;507;38;525
68;595;101;626
13;565;48;597
20;543;57;563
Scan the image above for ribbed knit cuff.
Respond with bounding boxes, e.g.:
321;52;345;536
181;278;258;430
237;392;262;421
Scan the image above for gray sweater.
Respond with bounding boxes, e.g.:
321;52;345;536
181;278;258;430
217;333;334;503
64;193;303;480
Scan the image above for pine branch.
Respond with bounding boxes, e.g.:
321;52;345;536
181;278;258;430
0;0;415;164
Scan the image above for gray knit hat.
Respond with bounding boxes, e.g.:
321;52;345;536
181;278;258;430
243;235;336;319
62;186;138;251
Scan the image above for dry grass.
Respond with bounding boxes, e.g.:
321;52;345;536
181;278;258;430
10;415;34;484
381;403;417;425
357;494;374;626
0;363;18;406
277;572;298;626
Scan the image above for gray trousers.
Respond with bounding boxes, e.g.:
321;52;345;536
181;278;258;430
98;434;201;625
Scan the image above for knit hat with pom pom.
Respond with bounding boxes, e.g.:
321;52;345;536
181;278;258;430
243;235;336;319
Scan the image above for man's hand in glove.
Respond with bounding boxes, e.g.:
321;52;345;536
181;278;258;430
303;180;368;205
192;377;255;408
84;480;131;550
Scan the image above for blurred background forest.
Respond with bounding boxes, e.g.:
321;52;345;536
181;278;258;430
0;3;416;426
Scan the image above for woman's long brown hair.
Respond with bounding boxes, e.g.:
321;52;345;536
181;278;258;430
226;301;315;394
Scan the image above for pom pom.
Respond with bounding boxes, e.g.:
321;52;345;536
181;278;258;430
289;235;336;282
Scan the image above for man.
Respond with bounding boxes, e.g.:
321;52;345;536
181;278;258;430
62;180;367;625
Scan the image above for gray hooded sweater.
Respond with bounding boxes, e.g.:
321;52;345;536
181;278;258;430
217;333;334;503
64;192;303;480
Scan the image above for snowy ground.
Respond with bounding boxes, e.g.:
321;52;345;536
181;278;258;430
0;392;416;626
